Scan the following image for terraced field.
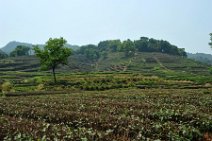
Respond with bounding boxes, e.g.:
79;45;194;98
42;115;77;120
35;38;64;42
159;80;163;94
0;71;212;95
0;52;210;74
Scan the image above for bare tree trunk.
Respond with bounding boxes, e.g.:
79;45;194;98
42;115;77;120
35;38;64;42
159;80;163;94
52;67;57;84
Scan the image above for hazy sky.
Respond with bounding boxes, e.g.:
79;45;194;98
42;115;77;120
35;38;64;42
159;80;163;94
0;0;212;54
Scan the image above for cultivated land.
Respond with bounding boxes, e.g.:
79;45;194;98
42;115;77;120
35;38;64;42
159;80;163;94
0;88;211;140
0;71;212;141
0;51;212;140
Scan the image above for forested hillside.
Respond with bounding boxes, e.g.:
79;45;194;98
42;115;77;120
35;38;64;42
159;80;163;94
75;37;187;62
0;37;209;74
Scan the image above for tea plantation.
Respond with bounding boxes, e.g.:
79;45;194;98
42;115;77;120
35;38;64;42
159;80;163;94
0;71;212;141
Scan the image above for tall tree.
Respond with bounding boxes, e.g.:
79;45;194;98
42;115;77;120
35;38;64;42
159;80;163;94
78;44;100;61
209;33;212;49
122;39;135;57
34;37;72;83
98;40;122;52
134;37;149;52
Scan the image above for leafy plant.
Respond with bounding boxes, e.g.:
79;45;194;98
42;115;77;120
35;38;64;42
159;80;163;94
1;81;13;94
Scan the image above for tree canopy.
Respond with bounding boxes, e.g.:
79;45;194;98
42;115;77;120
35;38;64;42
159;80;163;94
98;40;122;52
34;37;72;83
121;39;135;57
10;45;31;57
77;44;100;61
76;37;187;59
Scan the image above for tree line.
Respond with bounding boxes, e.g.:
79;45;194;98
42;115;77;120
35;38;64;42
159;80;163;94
76;37;187;60
2;34;212;61
0;37;188;60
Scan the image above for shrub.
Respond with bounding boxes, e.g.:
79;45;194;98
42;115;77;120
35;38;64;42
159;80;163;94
1;81;13;94
33;77;43;84
25;77;44;85
36;84;45;91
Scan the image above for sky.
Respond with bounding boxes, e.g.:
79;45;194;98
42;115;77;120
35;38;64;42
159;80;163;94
0;0;212;54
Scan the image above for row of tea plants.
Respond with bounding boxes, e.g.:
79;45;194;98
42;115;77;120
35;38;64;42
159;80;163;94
0;89;211;140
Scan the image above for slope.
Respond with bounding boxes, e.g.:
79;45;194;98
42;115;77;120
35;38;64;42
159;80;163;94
0;52;210;74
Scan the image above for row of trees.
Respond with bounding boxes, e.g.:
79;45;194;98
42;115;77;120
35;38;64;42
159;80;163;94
76;37;187;60
3;33;212;60
1;36;189;60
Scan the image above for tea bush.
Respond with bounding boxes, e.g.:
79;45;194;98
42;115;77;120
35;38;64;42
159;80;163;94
1;81;13;94
0;89;211;140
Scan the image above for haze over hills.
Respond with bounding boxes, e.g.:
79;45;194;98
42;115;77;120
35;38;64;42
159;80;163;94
0;41;79;54
1;39;212;66
1;41;33;54
187;53;212;65
0;37;209;73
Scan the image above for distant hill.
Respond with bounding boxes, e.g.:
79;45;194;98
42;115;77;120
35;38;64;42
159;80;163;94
0;41;79;54
0;38;210;76
187;53;212;65
1;41;33;54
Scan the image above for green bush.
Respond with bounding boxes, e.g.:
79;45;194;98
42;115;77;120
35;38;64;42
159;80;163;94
24;77;44;85
36;84;45;91
1;81;13;94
